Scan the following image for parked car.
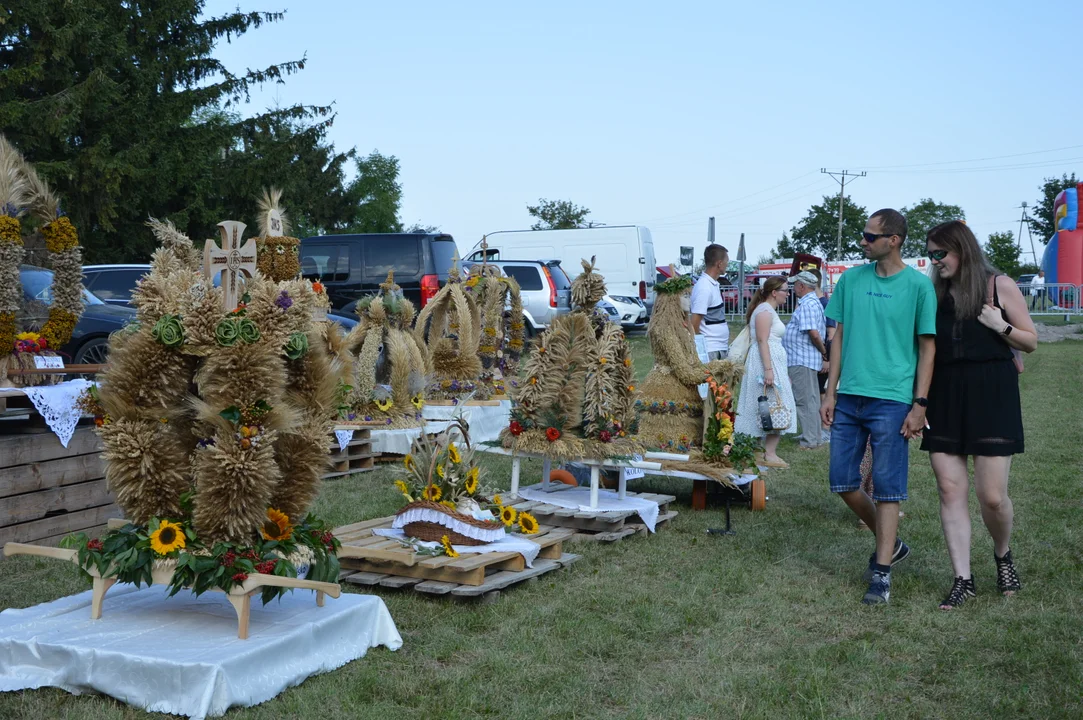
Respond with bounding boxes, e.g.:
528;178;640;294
300;232;458;313
82;264;359;330
605;294;647;329
21;265;137;365
469;225;657;318
461;259;572;335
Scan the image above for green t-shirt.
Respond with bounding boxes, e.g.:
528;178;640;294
824;263;937;405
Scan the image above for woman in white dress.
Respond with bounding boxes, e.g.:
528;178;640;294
735;276;797;468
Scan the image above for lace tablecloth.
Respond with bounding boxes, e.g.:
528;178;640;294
19;379;96;448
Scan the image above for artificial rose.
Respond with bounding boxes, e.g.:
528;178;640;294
545;427;561;442
284;332;309;360
215;318;240;346
509;420;523;436
152;315;184;348
599;430;612;443
238;318;261;344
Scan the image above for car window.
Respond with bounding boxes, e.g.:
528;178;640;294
86;269;146;301
22;268;103;305
502;265;543;291
301;245;350;282
431;237;457;276
548;264;571;290
366;237;420;279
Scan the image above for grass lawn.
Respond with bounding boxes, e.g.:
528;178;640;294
1;338;1081;719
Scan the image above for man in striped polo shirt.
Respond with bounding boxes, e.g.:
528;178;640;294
690;244;729;359
783;271;828;448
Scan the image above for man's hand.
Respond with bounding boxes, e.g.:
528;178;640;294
820;358;829;373
820;394;835;427
900;405;926;439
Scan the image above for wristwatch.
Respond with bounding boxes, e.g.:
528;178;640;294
913;397;928;408
1002;324;1014;336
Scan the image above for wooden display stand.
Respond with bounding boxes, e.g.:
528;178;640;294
3;540;342;640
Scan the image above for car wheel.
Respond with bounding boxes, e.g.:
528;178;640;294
524;321;537;339
74;336;110;365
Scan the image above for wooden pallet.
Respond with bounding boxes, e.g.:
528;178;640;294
333;517;579;597
325;428;375;479
501;487;677;542
0;423;121;556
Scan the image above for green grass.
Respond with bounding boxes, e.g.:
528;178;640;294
2;340;1081;719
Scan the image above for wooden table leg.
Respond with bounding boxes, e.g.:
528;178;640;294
316;591;326;607
228;592;252;640
692;479;707;511
90;577;117;620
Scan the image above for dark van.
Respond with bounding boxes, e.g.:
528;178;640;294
300;233;458;311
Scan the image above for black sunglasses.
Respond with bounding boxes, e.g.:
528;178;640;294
927;249;948;261
862;232;896;243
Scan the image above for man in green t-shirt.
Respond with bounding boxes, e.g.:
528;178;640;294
822;208;937;605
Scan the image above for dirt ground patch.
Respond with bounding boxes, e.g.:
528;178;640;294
1036;322;1083;342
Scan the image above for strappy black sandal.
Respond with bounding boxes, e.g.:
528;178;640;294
939;576;976;610
995;550;1021;596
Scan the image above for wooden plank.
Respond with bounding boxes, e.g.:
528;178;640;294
0;524;109;559
342;571;390;587
0;504;121;547
0;452;107;498
570;527;638;543
0;426;102;468
0;478;114;527
341;559;486;585
450;557;563;597
413;580;459;595
378;575;424;589
333;517;393;536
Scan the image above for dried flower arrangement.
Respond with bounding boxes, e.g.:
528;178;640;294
0;134;84;387
74;215;345;600
463;261;525;399
340;271;427;427
500;257;641;461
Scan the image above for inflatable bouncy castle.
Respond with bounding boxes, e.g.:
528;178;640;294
1044;185;1083;305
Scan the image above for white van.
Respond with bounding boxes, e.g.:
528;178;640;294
468;226;657;316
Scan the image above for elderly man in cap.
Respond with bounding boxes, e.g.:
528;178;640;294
783;270;829;448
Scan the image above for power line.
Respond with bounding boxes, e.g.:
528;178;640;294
641;171;817;224
821;169;865;260
862;143;1083;170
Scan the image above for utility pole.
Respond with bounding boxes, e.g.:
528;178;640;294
821;169;866;260
1016;202;1039;266
707;216;715;245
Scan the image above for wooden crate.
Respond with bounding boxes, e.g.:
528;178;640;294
334;516;579;597
325;429;374;479
0;424;120;556
502;489;678;543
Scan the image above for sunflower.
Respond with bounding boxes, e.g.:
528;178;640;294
149;520;186;556
403;454;416;472
261;508;293;541
518;512;539;534
423;484;443;502
375;397;393;412
492;494;503;506
447;444;462;464
436;464;445;479
464;467;479;495
394;479;412;501
500;505;518;526
441;500;457;511
440;535;459;558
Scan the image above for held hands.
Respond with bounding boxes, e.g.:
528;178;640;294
900;405;926;440
977;303;1008;333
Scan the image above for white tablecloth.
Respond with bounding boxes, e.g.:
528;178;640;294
518;482;661;532
373;527;541;567
19;378;95;448
0;584;402;719
422;400;511;444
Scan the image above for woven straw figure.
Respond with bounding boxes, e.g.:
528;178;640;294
92;218;340;544
637;275;742;454
342;271;427;427
501;257;640;461
414;257;486;403
254;187;301;282
0;135;84;388
464;262;525;399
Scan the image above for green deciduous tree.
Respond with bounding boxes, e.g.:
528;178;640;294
343;152;403;234
1029;173;1078;244
984;230;1020;277
0;1;368;261
777;195;868;260
901;199;966;257
527;199;591;230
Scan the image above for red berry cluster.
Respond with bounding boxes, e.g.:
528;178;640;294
255;559;278;575
231;572;248;583
219;551;237;567
242;549;258;561
87;538;104;552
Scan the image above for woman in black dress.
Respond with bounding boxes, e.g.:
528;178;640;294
922;221;1038;609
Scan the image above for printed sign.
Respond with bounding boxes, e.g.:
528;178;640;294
680;246;694;267
33;355;65;370
624;454;646;479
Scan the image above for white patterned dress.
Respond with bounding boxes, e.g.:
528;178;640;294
735;303;798;437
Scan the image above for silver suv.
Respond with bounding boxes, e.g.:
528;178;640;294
461;259;571;335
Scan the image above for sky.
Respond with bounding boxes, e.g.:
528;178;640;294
204;0;1077;267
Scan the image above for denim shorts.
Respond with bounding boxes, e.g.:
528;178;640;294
828;394;912;502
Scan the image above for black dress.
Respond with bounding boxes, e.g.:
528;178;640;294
920;284;1024;457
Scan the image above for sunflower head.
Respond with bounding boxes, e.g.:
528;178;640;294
149;520;187;556
261;508;293;541
403;454;416;472
492;494;503;506
464;470;478;495
423;484;443;502
436;464;445;479
447;444;462;464
500;505;518;526
441;500;457;510
518;511;539;534
440;535;459;558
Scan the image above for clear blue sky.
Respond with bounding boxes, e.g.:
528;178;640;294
205;0;1075;266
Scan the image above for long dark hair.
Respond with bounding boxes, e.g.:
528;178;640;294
745;276;787;325
926;220;995;319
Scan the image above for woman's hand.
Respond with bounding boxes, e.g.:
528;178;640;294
764;368;775;386
977;303;1008;333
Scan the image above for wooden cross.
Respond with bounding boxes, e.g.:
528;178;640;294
205;221;258;312
480;235;488;269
